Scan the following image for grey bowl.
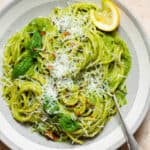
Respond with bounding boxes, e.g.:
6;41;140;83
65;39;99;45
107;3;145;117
0;0;150;150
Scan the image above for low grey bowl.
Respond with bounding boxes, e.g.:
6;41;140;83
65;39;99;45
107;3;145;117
0;0;150;150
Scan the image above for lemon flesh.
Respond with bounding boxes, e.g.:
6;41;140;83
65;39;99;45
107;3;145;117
91;0;120;32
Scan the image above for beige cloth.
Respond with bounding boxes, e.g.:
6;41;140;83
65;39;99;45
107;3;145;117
0;0;13;11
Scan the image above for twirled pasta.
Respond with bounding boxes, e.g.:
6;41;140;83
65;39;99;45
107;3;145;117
2;3;131;144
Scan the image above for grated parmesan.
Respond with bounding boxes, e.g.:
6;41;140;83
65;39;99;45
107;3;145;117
44;78;57;101
52;15;84;37
51;53;70;78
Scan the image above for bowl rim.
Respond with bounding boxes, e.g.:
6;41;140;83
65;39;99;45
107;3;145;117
0;0;149;150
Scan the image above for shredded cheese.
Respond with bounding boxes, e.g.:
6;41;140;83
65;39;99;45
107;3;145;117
51;53;70;78
52;15;84;37
44;78;57;101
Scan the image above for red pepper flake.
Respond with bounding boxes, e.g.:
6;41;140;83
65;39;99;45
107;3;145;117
40;31;46;36
47;65;54;70
45;131;58;141
52;52;56;59
62;31;70;38
45;131;52;138
53;134;58;141
75;111;80;116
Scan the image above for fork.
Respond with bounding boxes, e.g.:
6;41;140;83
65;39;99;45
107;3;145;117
112;94;140;150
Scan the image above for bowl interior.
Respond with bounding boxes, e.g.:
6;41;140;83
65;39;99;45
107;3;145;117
0;0;142;149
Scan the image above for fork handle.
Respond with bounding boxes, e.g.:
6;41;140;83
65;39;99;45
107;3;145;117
113;94;140;150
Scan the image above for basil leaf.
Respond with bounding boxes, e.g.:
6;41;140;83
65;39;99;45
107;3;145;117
12;57;33;78
59;115;80;132
29;31;42;50
25;18;53;33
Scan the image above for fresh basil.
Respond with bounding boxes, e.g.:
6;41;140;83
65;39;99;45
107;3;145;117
29;31;42;50
12;57;33;78
59;114;80;132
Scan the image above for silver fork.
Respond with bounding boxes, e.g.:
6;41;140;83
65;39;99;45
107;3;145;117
112;94;140;150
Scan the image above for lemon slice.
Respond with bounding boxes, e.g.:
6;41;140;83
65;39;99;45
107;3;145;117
91;0;120;31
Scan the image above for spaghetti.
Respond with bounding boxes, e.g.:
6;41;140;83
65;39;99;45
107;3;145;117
2;3;131;144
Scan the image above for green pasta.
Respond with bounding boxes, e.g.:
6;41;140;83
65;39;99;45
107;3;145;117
2;2;131;144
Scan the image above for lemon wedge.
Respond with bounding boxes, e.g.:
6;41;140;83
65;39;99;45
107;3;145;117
91;0;120;32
